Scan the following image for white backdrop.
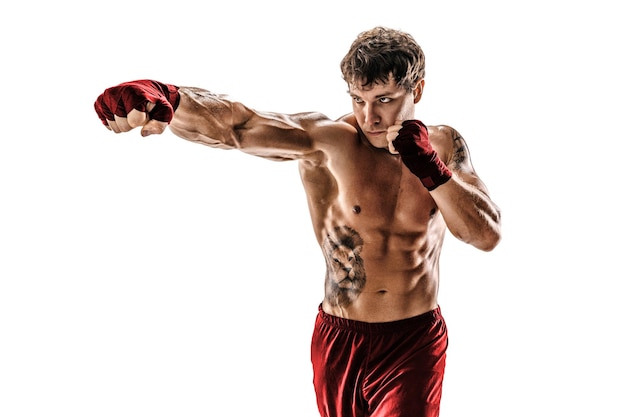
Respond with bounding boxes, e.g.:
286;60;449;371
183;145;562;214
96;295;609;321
1;1;624;416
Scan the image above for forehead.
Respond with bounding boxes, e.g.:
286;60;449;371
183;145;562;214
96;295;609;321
348;78;405;98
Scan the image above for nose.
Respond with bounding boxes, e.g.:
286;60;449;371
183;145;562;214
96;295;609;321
363;103;380;126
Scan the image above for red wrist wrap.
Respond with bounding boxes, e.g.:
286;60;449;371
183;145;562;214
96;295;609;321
94;80;180;126
392;120;452;191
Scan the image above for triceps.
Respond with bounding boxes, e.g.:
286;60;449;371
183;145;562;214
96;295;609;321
175;86;319;160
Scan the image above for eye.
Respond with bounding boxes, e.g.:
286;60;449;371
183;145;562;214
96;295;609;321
352;96;363;104
379;97;391;103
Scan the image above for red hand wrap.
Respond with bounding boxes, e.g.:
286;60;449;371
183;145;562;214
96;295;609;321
94;80;180;126
392;120;452;190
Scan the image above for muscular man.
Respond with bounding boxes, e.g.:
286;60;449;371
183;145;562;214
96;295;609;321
95;26;501;417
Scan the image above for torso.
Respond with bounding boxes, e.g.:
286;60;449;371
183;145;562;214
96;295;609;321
299;115;447;322
171;89;450;323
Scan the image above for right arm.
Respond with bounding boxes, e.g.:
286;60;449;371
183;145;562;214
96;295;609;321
94;80;331;162
171;86;321;161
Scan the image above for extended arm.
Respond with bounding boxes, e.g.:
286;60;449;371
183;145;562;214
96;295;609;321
94;80;326;162
170;87;320;161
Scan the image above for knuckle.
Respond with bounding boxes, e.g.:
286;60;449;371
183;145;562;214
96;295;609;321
127;110;147;127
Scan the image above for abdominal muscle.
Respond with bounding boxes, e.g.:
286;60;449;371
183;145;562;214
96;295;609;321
320;223;444;323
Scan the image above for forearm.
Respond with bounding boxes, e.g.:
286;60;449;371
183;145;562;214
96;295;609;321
168;87;241;149
430;176;501;251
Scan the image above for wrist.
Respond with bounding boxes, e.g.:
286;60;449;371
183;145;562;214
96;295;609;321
420;158;452;190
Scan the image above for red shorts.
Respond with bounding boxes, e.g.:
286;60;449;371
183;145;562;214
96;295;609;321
311;305;448;417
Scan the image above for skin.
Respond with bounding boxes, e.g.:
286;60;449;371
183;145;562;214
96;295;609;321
104;76;501;323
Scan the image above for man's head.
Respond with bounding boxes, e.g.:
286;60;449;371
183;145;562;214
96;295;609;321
341;27;427;149
341;26;425;93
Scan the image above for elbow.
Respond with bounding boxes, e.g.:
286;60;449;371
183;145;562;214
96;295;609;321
476;231;501;252
453;218;502;252
444;202;502;251
473;218;502;252
455;229;500;252
475;205;502;251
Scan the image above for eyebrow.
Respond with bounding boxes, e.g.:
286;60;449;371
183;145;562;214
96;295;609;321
348;90;397;99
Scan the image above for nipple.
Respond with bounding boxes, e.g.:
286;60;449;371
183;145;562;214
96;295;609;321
352;205;361;214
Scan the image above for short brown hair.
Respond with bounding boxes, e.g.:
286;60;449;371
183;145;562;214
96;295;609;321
340;26;425;92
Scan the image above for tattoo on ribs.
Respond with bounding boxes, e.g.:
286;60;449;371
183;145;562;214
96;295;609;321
323;226;366;307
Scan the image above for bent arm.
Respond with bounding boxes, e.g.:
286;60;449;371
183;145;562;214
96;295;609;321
430;126;502;251
168;86;322;161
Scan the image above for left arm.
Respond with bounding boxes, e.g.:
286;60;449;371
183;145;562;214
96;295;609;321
388;121;501;251
429;125;501;251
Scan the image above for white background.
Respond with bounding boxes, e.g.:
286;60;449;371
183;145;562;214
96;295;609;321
1;1;625;416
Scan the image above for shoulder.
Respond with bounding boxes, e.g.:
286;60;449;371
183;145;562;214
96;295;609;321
298;112;359;146
426;124;472;171
427;124;462;146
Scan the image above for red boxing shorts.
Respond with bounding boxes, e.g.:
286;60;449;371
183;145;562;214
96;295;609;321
311;305;448;417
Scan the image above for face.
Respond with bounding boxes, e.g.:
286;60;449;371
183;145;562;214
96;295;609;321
349;76;423;149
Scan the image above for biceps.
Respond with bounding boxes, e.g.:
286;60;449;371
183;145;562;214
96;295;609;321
235;113;316;159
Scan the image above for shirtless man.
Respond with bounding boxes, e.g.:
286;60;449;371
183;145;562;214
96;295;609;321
95;26;501;417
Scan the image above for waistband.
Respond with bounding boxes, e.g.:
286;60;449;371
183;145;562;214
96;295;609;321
317;304;443;334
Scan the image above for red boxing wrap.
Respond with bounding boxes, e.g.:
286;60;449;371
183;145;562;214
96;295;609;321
94;80;180;126
392;120;452;191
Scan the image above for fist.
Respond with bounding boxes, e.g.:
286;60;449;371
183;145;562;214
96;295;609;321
388;119;452;190
386;119;406;154
94;80;180;136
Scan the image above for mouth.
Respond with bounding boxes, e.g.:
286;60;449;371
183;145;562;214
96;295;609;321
366;130;386;136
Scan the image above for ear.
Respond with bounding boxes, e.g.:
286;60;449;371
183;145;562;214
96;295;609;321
413;79;425;104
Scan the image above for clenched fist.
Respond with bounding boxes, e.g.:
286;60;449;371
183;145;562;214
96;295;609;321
387;120;452;191
94;80;180;136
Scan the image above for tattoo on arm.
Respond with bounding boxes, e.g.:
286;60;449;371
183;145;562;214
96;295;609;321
323;226;366;307
450;128;469;170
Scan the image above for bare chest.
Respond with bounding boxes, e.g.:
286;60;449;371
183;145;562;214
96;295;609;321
301;147;437;237
344;150;435;220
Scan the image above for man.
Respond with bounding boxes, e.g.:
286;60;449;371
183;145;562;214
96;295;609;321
94;26;501;417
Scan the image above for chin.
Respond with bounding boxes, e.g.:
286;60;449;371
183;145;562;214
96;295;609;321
360;130;389;149
369;138;389;149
